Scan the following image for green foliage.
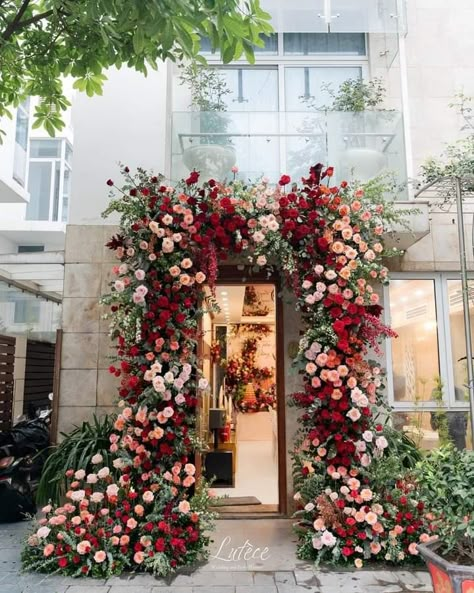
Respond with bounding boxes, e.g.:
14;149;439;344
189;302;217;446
421;92;474;189
36;414;117;505
322;77;386;112
382;426;423;470
430;376;451;446
178;62;232;144
414;445;474;563
421;136;474;187
0;0;272;137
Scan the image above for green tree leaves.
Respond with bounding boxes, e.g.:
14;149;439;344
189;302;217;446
0;0;273;137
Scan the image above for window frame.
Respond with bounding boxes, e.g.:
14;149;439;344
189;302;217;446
194;34;368;178
26;138;72;222
384;272;473;413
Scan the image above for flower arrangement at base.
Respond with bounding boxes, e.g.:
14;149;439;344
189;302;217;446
22;162;422;576
22;456;215;577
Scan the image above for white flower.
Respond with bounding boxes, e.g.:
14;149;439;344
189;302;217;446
37;526;51;539
375;436;388;450
198;378;209;390
320;530;337;547
70;490;86;502
74;469;86;480
106;484;119;497
362;430;373;442
164;371;174;383
304;502;315;512
90;492;104;503
91;453;103;464
97;467;110;479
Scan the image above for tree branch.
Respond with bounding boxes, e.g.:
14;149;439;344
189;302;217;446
11;9;55;32
2;0;31;40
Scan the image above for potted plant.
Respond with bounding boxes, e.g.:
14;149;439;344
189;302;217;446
415;446;474;593
323;77;390;181
178;63;236;180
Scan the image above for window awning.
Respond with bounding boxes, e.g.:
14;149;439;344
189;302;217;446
260;0;406;34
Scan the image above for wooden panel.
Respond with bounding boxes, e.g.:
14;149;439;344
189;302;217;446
23;339;56;417
0;335;16;431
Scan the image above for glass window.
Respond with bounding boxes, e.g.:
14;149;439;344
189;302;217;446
200;33;278;55
30;139;61;158
285;66;362;111
389;279;441;403
447;280;474;404
52;161;61;221
283;33;366;55
26;161;52;221
219;68;279;111
65;143;73;165
14;299;40;324
13;99;30;185
15;99;30;150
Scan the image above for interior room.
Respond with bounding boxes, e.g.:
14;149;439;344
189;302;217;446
200;283;279;511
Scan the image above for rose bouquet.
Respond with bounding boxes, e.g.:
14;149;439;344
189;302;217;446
23;456;214;577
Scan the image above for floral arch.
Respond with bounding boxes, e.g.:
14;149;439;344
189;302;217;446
23;164;429;577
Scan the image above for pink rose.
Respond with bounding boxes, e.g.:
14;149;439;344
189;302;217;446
94;550;106;563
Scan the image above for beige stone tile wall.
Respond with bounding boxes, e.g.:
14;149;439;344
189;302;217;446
388;209;474;273
58;225;120;436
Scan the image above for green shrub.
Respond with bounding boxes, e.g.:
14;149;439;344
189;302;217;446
37;414;117;505
414;445;474;563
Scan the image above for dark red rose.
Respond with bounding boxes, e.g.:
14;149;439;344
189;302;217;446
279;174;291;186
106;179;114;186
186;171;200;185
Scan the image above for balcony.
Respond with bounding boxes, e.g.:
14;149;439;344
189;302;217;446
171;110;408;198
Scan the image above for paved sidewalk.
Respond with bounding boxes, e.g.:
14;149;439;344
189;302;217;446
0;519;433;593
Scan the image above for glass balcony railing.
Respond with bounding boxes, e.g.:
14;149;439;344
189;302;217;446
171;110;407;198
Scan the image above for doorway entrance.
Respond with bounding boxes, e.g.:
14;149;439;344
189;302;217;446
199;279;286;515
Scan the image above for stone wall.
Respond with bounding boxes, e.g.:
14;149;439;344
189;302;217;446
58;225;119;436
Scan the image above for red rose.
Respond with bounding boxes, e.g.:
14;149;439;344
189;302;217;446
186;171;200;185
58;557;68;568
341;546;354;557
106;179;114;186
155;538;166;552
279;174;291;186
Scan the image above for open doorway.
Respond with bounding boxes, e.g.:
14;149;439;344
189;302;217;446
199;282;284;514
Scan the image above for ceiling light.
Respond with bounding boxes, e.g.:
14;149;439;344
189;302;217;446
221;291;228;296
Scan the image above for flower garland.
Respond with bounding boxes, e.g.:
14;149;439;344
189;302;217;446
23;163;432;577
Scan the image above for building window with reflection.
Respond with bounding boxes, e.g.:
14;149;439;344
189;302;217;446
386;275;472;451
13;99;30;186
26;138;72;222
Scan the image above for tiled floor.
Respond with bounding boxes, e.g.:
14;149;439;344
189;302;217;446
0;519;433;593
